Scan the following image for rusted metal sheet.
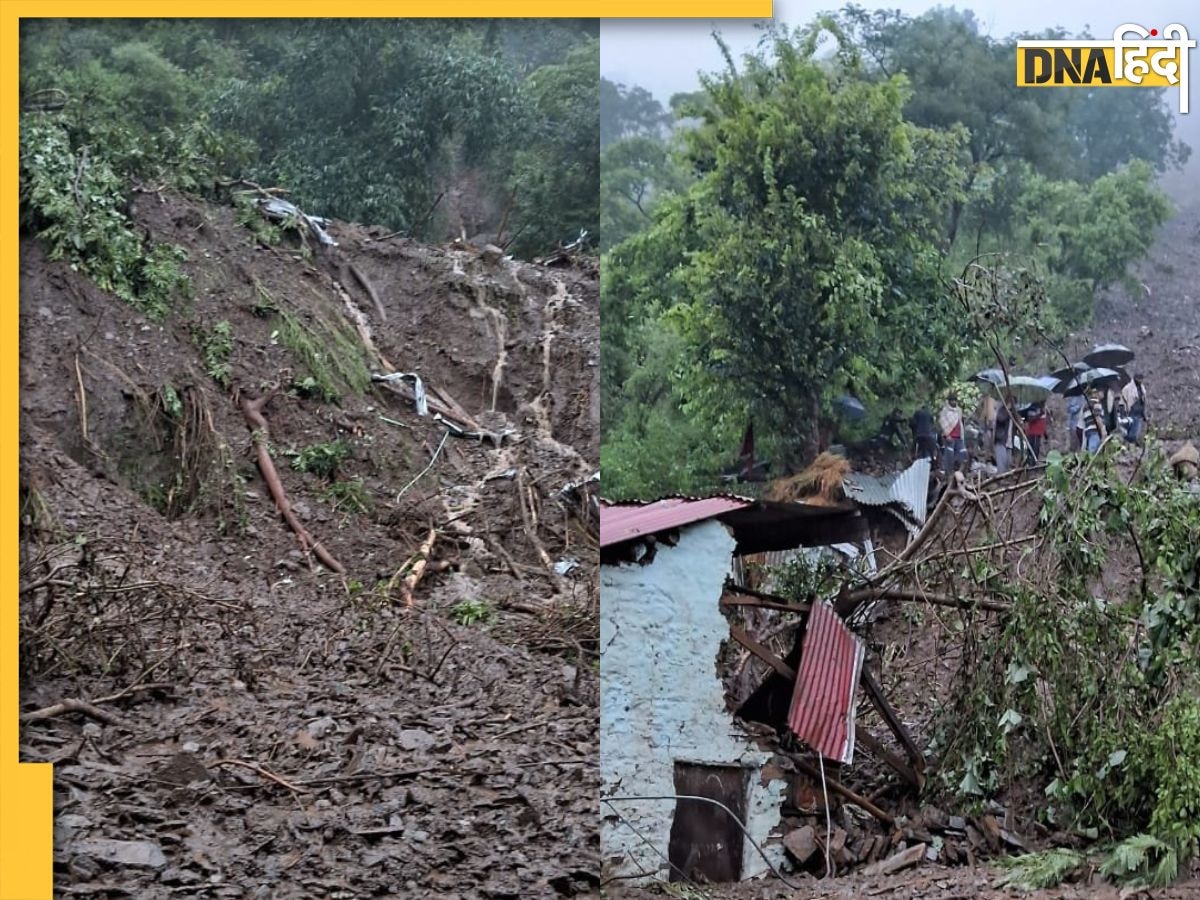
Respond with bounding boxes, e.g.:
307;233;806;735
669;763;748;883
843;457;931;529
788;601;864;764
599;496;751;548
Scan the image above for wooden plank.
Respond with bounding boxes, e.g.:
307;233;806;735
720;594;810;614
861;666;924;773
727;623;795;681
855;729;924;792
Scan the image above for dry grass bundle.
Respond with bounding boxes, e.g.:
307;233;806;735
765;452;851;506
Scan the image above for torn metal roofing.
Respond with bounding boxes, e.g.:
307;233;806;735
788;600;865;764
599;496;752;548
843;458;930;527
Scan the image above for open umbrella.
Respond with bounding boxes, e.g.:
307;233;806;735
981;375;1054;406
1083;343;1135;369
970;368;1005;387
1049;361;1090;383
1055;367;1124;397
833;395;866;421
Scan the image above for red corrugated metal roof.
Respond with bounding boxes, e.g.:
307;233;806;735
599;496;752;548
788;601;865;764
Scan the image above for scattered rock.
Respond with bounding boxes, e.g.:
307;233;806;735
71;839;167;869
784;825;818;865
397;729;436;752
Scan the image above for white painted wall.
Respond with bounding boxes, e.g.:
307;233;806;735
601;519;786;882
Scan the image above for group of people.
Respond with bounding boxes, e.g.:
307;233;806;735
1065;373;1148;453
902;373;1149;477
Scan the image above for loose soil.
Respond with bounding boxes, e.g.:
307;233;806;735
19;192;599;898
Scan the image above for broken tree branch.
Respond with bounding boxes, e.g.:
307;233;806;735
856;729;924;792
20;698;129;728
239;393;345;574
348;261;387;322
844;588;1011;614
390;527;437;607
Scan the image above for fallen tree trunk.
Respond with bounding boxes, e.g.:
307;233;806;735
239;394;345;574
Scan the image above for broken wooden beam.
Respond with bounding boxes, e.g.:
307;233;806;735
720;593;811;614
855;728;924;792
727;623;796;681
860;666;924;775
791;757;895;827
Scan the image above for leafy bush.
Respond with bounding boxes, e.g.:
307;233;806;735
289;440;351;480
322;478;372;514
19;115;191;318
197;320;234;387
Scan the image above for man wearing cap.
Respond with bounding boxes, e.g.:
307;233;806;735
1121;373;1148;443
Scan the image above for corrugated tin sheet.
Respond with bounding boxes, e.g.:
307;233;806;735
599;496;752;548
843;458;930;525
788;601;865;764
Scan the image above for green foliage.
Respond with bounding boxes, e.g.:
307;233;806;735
19;114;191;318
933;444;1200;886
452;599;493;627
21;20;596;260
289;440;351;481
197;320;234;387
600;78;670;149
506;40;599;256
604;24;974;490
265;283;371;404
600;134;689;250
322;478;372;515
996;849;1087;890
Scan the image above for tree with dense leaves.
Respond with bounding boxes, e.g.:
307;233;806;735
607;24;973;471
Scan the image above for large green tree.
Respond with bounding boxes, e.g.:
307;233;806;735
607;25;973;472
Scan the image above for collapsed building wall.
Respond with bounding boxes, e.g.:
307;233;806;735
600;519;787;882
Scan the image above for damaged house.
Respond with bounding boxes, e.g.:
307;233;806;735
599;459;931;885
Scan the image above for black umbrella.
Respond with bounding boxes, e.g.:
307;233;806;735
1056;367;1123;397
1083;343;1135;369
833;395;867;421
1049;361;1090;383
970;368;1005;387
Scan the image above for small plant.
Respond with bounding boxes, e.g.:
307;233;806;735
198;320;234;387
322;478;372;514
996;849;1087;890
452;599;493;627
289;440;351;480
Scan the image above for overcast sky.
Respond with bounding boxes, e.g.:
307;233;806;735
601;1;1195;103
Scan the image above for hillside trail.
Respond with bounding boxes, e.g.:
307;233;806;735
18;192;599;898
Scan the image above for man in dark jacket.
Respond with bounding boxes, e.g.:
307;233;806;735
910;406;938;463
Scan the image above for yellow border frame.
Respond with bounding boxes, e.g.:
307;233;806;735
1;2;768;897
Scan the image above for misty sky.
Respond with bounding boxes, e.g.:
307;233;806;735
601;1;1195;102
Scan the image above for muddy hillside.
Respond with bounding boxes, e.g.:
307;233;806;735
18;192;600;898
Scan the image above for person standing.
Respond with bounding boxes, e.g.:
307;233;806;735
1121;372;1148;443
1066;394;1084;452
939;393;967;474
1083;388;1108;453
1024;402;1047;461
910;405;938;463
994;395;1014;473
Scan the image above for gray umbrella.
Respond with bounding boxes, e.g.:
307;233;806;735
1056;367;1123;397
982;376;1054;406
970;368;1006;386
1083;343;1135;369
